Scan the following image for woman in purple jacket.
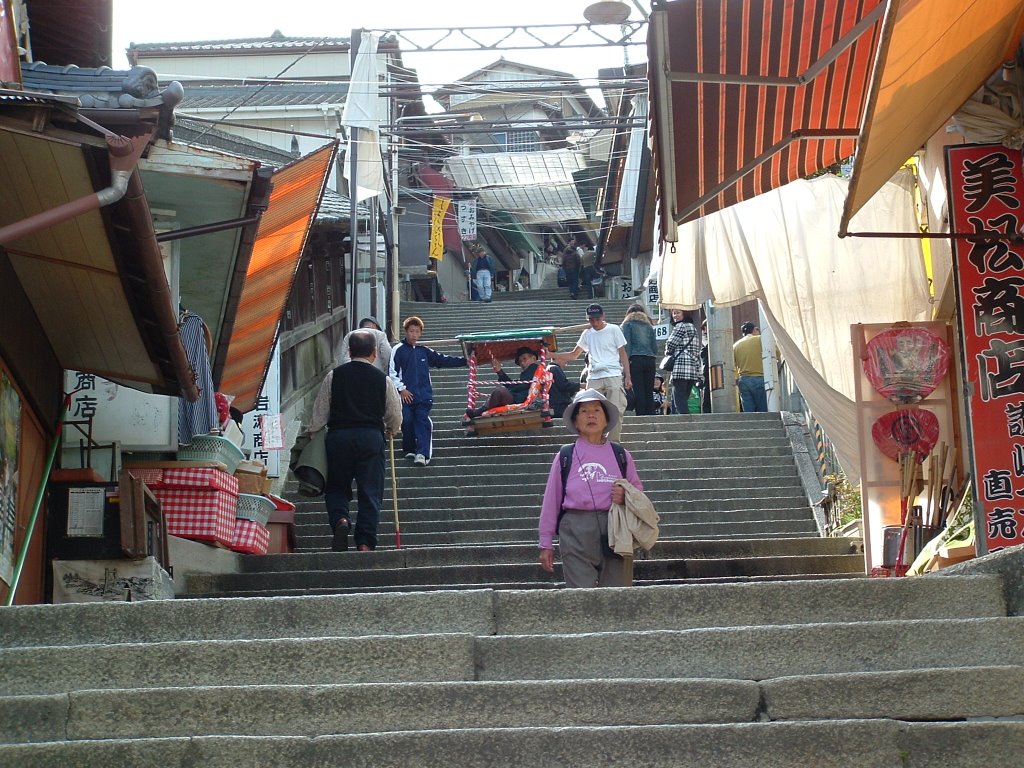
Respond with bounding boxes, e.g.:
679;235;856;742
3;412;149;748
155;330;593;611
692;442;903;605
538;389;643;587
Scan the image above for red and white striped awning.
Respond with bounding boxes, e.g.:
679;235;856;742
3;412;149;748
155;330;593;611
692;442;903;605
649;0;885;241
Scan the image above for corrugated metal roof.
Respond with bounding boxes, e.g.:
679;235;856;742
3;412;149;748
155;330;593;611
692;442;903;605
218;142;337;411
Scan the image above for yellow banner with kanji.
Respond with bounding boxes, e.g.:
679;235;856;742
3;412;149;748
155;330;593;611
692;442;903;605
429;196;450;260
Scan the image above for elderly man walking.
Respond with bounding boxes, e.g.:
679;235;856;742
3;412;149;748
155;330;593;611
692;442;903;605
308;330;402;552
552;303;631;442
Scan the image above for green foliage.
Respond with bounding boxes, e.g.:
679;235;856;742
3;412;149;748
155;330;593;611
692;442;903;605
824;471;862;527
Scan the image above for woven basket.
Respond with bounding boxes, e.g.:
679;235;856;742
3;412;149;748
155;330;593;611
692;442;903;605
235;493;274;526
178;434;245;474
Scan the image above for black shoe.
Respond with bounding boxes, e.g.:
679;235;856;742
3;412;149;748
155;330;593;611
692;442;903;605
332;519;350;551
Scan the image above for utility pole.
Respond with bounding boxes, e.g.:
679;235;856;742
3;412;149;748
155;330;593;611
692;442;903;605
347;28;361;331
707;301;737;413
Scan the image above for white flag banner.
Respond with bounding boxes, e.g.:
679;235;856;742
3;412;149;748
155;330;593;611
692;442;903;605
457;200;477;238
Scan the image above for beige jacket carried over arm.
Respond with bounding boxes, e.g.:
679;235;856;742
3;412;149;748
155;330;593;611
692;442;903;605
608;479;659;555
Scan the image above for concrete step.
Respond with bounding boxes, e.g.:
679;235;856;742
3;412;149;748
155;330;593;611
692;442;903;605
4;720;1022;768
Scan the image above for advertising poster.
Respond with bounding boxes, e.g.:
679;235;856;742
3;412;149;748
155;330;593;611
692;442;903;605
947;143;1024;554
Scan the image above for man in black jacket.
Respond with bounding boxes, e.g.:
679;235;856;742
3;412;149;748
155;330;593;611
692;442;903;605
308;331;402;551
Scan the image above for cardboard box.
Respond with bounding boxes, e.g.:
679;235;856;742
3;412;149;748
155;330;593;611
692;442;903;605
231;518;270;555
52;556;174;603
234;461;268;495
267;507;295;554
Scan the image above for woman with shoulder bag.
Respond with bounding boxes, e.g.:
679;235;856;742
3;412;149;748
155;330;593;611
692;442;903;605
664;309;702;414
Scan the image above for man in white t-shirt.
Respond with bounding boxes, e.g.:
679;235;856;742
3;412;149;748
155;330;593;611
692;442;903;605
552;303;631;441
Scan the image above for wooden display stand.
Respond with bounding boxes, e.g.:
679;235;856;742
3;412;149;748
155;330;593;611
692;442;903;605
119;469;171;572
852;322;961;573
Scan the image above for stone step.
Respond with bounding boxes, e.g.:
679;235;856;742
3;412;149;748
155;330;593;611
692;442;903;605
3;577;1000;648
6;665;1022;745
239;538;860;572
183;554;866;595
5;720;1022;768
3;616;1021;696
295;519;822;549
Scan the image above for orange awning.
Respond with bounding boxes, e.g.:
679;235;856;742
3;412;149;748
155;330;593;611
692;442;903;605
649;0;884;241
841;0;1024;234
217;142;336;412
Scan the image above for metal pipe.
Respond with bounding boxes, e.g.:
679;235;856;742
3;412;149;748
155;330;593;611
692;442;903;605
0;133;150;246
155;213;263;243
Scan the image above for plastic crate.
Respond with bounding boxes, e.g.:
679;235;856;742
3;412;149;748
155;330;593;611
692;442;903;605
178;434;245;474
235;493;274;526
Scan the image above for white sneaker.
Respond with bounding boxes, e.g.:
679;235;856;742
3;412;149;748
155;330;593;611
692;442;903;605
414;454;428;466
405;453;416;460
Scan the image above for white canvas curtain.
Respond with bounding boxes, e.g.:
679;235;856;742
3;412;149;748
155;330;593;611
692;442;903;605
658;171;932;481
341;31;385;202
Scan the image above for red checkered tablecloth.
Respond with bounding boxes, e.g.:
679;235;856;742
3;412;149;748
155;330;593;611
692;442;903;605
155;488;236;547
231;519;270;555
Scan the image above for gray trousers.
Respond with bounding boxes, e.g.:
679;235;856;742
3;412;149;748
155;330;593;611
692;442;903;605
588;375;626;442
558;509;628;588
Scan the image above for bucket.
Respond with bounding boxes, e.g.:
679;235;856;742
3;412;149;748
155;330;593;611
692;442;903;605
882;526;905;568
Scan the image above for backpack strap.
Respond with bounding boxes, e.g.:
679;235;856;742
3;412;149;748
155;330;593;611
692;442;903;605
556;443;574;534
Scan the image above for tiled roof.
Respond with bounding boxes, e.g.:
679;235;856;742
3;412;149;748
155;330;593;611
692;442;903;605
179;82;348;110
317;187;371;223
129;34;351;56
172;116;298;167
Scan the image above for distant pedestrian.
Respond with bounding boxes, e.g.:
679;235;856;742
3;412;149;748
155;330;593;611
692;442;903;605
665;309;702;415
338;316;392;374
652;374;667;414
561;239;582;299
552;303;630;442
471;248;495;303
308;330;402;551
733;321;767;412
620;303;658;415
390;316;468;466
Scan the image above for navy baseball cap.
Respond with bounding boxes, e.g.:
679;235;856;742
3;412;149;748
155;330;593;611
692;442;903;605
586;303;604;317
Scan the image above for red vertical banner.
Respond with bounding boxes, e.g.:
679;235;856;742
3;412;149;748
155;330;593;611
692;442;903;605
947;143;1024;554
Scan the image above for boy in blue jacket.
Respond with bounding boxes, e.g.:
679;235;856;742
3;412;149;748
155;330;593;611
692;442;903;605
390;316;467;466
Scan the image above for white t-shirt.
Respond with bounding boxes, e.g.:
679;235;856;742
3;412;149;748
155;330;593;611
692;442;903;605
577;323;627;380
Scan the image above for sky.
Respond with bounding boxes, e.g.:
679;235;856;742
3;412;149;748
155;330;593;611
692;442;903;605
111;0;650;88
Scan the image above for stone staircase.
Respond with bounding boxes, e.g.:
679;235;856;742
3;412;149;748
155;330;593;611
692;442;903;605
184;296;863;596
3;295;1023;764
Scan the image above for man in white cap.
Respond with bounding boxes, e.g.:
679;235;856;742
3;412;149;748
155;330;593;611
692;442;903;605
552;303;630;441
537;389;644;588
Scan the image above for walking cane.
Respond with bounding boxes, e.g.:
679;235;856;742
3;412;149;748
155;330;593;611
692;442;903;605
388;433;402;549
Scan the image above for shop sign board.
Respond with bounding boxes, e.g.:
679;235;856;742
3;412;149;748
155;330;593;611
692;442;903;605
947;143;1024;553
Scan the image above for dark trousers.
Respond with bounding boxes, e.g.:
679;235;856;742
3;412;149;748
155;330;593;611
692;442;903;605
325;427;385;549
564;267;580;298
672;378;697;414
401;399;434;459
629;355;656;415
